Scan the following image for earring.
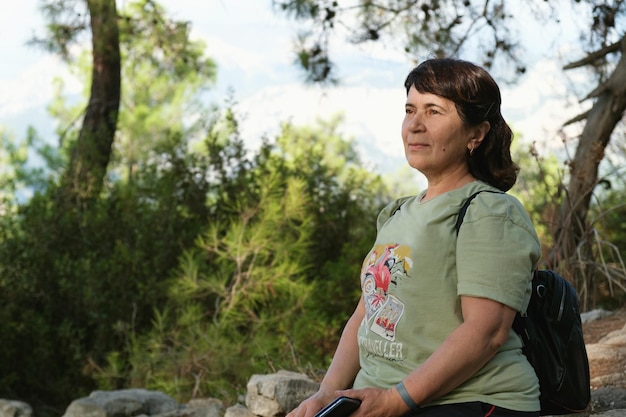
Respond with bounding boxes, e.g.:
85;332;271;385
469;146;475;156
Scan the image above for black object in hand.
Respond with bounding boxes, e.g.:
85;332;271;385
314;397;361;417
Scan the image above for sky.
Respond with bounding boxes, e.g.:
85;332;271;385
0;0;586;185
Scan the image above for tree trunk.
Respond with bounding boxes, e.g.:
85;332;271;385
61;0;121;205
552;36;626;292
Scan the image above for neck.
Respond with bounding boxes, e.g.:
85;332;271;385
422;171;475;201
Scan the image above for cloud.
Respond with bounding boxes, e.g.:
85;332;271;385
205;35;278;80
0;55;81;119
232;82;407;173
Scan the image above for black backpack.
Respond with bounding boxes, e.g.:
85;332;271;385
456;191;591;415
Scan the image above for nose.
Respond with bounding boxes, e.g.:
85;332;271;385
405;111;425;133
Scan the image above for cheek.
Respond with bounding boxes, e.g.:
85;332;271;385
401;121;409;139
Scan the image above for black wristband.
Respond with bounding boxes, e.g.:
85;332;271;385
395;381;420;411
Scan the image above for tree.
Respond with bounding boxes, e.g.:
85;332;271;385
32;0;215;205
45;0;217;186
34;0;120;204
273;0;626;298
556;39;626;282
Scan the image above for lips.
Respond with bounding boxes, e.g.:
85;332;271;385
407;142;429;150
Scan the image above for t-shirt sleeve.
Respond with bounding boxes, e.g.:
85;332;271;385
456;199;541;311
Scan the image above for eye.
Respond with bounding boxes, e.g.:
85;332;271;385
405;107;414;115
426;108;441;116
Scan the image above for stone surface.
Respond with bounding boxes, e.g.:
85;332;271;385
62;389;179;417
184;398;225;417
246;371;319;417
0;400;33;417
224;404;256;417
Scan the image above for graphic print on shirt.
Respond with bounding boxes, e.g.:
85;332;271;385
361;243;412;341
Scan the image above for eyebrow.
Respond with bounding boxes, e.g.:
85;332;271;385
405;102;447;111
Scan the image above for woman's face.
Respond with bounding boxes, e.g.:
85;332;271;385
401;85;475;180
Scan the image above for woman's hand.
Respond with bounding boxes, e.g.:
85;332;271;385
336;387;409;417
286;390;337;417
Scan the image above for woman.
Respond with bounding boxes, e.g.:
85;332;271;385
287;58;541;417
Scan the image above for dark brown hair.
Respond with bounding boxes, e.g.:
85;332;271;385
404;58;518;191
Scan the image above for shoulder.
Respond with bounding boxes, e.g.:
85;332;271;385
458;185;538;241
463;187;528;219
376;194;419;230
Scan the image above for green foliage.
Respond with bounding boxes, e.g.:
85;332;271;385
0;128;24;210
94;113;390;403
114;0;217;183
109;175;315;401
601;190;626;263
268;116;389;324
118;0;216;81
1;91;390;412
274;116;385;260
0;1;219;408
512;140;565;253
0;129;213;412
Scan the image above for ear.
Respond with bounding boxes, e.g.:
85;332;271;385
467;121;490;152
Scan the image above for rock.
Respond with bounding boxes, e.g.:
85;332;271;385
592;410;626;416
245;371;319;417
184;398;225;417
62;389;180;417
582;310;614;324
590;387;626;412
586;323;626;390
224;404;255;417
0;400;33;417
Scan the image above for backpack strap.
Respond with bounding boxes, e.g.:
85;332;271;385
455;190;504;236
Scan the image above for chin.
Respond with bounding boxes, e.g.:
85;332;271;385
405;157;423;171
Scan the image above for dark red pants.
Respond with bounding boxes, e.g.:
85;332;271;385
413;402;539;417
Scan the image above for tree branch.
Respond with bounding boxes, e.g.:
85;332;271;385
563;40;621;70
563;109;591;127
578;36;626;100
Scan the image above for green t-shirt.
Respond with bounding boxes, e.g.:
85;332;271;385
352;181;541;412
